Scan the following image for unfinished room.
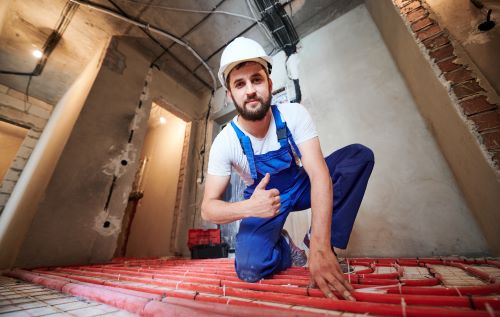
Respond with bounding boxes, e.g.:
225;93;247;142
0;0;499;316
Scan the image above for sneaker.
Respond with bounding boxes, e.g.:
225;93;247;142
282;230;307;267
302;232;354;274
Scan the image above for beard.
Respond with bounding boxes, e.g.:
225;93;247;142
232;94;271;121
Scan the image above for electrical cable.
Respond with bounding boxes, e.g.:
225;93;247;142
0;2;78;76
104;0;212;89
69;0;217;90
116;0;260;22
149;0;226;70
246;0;278;54
198;91;215;185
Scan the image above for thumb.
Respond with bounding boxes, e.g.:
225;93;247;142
255;173;270;190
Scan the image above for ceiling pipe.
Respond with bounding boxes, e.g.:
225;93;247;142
69;0;217;91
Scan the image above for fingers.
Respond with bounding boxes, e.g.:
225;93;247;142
314;272;355;301
315;278;336;299
255;173;270;190
269;188;280;196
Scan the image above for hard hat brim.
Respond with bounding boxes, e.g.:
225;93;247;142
219;56;273;90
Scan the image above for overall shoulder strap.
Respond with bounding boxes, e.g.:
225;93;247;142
271;105;288;147
230;121;258;179
271;105;302;158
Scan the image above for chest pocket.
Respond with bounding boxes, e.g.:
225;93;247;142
230;105;302;180
254;146;293;175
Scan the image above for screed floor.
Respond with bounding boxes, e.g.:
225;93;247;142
2;257;500;316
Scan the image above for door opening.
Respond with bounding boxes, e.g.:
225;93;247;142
115;103;190;258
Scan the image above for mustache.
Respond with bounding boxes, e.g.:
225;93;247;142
244;96;264;105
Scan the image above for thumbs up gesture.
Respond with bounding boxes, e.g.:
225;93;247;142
248;173;281;218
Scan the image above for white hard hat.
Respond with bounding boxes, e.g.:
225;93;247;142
218;37;273;89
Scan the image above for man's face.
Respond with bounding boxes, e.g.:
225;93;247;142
226;62;273;121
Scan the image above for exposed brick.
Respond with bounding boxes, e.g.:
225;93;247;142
437;59;462;72
27;130;42;138
16;146;33;159
11;157;27;170
29;97;53;111
444;68;475;85
452;80;484;99
0;93;26;111
7;88;27;101
429;45;454;62
22;136;38;149
417;25;442;41
1;180;16;193
412;17;433;32
27;104;51;119
493;151;500;168
407;7;428;23
401;1;421;14
470;110;500;132
482;131;500;150
423;34;450;50
394;0;413;8
0;193;9;206
4;170;20;182
460;96;497;115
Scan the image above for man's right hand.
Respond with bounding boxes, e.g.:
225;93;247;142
248;173;281;218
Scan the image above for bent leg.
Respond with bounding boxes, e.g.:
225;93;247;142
293;143;374;249
235;209;291;282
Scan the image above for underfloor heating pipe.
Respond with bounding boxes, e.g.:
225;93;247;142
4;270;321;317
8;268;500;315
33;268;500;308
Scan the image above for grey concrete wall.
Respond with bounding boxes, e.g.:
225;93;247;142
126;108;186;257
13;37;153;268
211;4;488;257
0;45;103;269
366;0;499;255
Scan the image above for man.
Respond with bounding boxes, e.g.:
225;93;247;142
201;37;374;300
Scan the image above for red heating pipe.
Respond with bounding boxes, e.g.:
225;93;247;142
9;268;500;317
29;267;500;311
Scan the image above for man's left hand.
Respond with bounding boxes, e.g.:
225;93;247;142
308;246;355;301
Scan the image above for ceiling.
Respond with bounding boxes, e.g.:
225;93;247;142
0;0;362;105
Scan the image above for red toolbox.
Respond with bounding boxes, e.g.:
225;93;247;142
188;229;220;249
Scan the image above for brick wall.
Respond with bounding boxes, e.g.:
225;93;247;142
0;84;53;213
393;0;500;168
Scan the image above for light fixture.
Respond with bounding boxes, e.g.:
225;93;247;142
159;116;167;125
32;49;43;59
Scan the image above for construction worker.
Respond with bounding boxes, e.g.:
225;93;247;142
201;37;374;300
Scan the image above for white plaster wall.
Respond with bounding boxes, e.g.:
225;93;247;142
213;4;488;257
295;5;487;256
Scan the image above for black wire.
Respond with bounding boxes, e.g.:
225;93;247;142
24;75;33;111
199;91;215;184
106;0;213;89
0;2;78;76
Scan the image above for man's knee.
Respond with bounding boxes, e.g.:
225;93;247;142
235;257;266;282
350;143;375;164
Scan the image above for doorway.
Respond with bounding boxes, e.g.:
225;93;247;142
115;103;189;258
0;120;29;181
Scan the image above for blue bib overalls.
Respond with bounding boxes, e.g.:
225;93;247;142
231;105;374;282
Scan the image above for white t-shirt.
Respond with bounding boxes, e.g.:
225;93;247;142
207;102;317;185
